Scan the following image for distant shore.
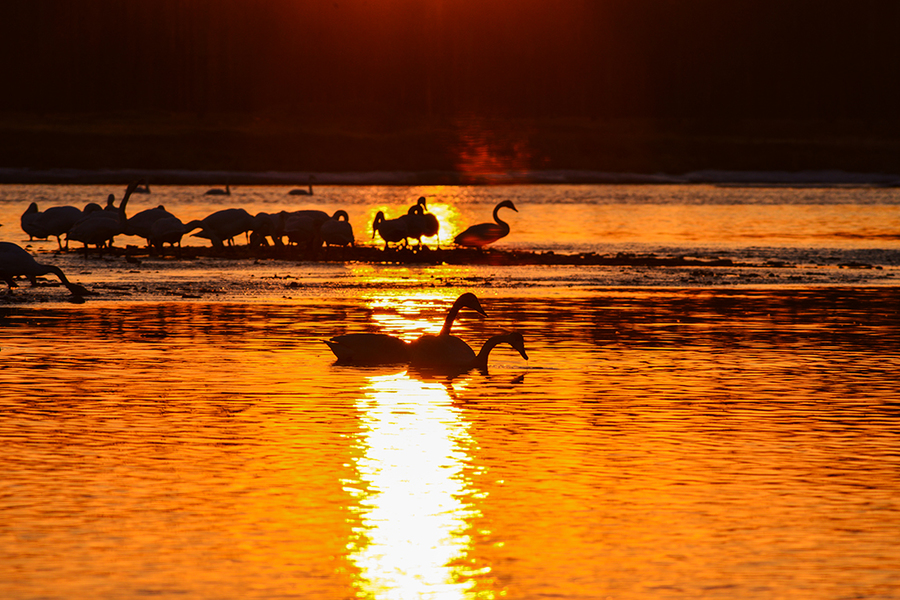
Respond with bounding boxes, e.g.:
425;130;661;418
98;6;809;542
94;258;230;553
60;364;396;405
3;112;900;184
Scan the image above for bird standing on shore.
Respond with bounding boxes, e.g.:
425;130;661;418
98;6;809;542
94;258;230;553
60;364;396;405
0;241;91;296
454;200;518;248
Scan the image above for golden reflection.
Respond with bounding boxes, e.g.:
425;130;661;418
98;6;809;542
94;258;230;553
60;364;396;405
345;372;493;600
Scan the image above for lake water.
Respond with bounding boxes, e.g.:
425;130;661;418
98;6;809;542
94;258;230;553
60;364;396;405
1;183;900;599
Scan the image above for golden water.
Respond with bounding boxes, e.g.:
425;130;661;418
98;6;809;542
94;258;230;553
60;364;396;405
2;288;898;599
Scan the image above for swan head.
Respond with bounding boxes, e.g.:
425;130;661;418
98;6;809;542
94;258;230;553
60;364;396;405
497;199;518;212
332;209;349;221
504;331;529;360
417;196;427;208
454;292;487;317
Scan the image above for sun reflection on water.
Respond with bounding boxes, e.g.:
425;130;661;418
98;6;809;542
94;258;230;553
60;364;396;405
345;372;493;600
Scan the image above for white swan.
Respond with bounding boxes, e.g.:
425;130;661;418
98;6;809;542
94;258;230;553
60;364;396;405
0;241;91;296
453;200;518;248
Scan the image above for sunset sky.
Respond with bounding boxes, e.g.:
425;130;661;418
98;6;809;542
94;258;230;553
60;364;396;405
1;1;898;173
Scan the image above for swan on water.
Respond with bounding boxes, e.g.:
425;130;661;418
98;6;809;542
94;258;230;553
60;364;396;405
324;292;487;365
454;199;518;248
205;183;231;196
0;241;91;296
288;175;315;196
409;331;529;374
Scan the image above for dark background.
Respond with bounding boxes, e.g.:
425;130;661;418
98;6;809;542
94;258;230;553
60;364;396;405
2;0;899;177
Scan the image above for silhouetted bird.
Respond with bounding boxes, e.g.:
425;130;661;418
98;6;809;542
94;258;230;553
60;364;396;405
454;200;518;248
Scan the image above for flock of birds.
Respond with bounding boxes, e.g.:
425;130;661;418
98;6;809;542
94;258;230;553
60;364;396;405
1;180;520;299
325;292;528;375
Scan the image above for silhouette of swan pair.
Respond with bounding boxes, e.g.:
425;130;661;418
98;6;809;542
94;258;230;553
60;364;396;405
325;292;528;374
372;197;440;250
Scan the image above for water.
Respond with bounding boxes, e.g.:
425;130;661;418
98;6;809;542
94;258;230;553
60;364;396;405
1;183;900;599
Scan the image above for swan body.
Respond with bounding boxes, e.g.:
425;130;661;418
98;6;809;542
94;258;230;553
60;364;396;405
21;203;47;240
150;216;192;251
324;292;487;365
0;241;90;296
325;333;411;365
454;200;518;248
410;331;529;373
282;209;330;248
373;209;418;249
406;197;440;246
126;205;176;244
205;183;231;196
320;210;354;247
67;182;140;253
188;208;257;247
288;176;315;196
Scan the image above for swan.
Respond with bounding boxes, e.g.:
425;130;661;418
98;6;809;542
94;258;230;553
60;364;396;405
454;199;518;248
20;203;47;241
406;197;440;247
320;210;354;247
188;208;258;248
373;208;419;250
35;205;84;249
0;241;91;296
410;331;529;374
133;181;151;194
282;209;330;248
149;216;192;252
125;205;177;246
205;183;231;196
67;181;140;255
325;292;487;365
288;175;315;196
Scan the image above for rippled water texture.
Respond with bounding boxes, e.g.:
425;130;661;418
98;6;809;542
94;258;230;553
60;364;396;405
2;288;899;599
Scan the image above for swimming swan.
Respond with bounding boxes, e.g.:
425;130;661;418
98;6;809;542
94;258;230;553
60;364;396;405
409;331;529;373
324;292;487;365
454;199;518;248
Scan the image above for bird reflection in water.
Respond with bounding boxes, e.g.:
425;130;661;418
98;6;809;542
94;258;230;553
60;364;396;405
345;372;495;600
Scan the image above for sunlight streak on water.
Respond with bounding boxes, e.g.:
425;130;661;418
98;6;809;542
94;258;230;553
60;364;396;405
346;373;491;600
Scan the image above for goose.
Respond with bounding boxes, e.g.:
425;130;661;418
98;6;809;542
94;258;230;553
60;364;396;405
454;199;518;248
288;175;315;196
320;210;354;247
407;197;440;247
188;208;257;248
373;209;418;250
324;292;487;365
205;182;231;196
67;181;140;255
0;241;91;296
